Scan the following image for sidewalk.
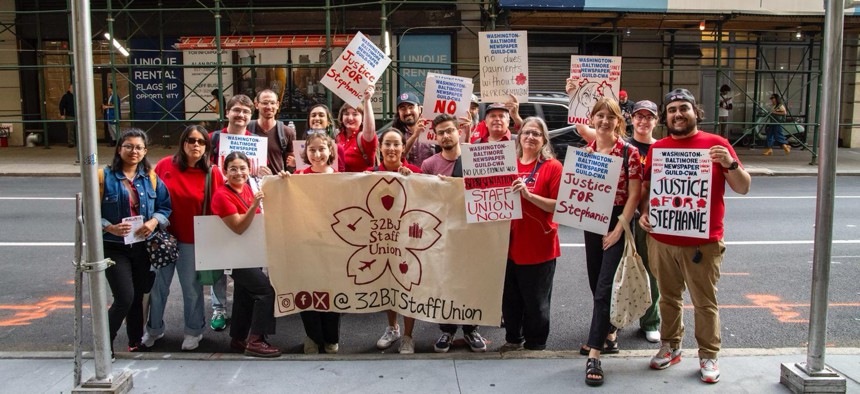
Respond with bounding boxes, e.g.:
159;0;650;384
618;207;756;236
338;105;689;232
1;349;857;393
2;144;860;177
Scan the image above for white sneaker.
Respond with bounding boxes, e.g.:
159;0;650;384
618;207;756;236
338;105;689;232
303;336;319;354
399;335;415;354
324;343;339;354
141;332;164;348
644;330;661;343
181;334;203;351
700;358;720;383
376;325;401;349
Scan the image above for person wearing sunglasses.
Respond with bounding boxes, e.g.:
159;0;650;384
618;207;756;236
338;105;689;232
146;125;224;351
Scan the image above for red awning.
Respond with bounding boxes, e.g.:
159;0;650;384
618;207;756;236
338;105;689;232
174;34;354;50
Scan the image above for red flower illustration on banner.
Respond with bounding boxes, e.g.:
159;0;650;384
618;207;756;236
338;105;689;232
697;198;707;209
650;197;660;207
515;73;528;85
331;177;442;291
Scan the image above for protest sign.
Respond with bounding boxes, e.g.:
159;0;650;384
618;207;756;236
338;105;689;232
648;149;712;239
320;32;392;108
554;148;622;235
478;31;529;103
217;133;268;174
461;141;521;223
567;56;622;124
421;73;473;121
194;216;266;270
261;174;509;325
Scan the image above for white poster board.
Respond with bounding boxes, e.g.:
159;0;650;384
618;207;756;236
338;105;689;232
567;56;622;124
421;73;473;121
478;31;529;103
183;49;233;120
194;215;267;269
320;32;392;108
461;141;522;223
648;149;712;239
554;148;622;235
218;134;268;174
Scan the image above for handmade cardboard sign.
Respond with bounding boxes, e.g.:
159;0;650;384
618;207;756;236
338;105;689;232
261;174;509;325
567;56;622;124
648;149;712;239
320;32;392;108
421;73;473;121
554;148;622;235
217;133;268;174
461;141;521;223
194;216;266;270
478;31;529;103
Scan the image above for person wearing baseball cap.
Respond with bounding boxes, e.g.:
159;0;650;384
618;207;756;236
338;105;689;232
639;88;750;384
393;92;435;168
469;94;523;144
619;90;635;134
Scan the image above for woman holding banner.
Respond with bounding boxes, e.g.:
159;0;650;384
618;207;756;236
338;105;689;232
210;151;280;358
307;103;346;172
148;125;223;352
580;98;642;387
503;117;563;352
368;128;422;354
335;86;378;172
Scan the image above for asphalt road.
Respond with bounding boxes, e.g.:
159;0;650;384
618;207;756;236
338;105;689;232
0;176;857;355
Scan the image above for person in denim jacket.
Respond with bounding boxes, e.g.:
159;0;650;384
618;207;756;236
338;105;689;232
100;128;171;357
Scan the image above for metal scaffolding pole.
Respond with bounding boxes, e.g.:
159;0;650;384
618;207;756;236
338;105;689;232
781;0;848;389
69;0;131;392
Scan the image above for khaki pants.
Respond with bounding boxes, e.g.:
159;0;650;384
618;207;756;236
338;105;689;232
647;237;725;359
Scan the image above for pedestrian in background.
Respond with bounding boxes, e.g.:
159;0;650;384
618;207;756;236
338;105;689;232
102;84;119;146
718;85;733;138
59;83;75;148
764;93;791;156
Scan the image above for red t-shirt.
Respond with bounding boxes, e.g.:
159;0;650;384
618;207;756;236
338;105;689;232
336;131;378;172
508;158;564;265
154;156;224;243
211;182;260;218
643;131;741;246
296;166;337;174
469;121;512;144
586;139;642;206
366;161;422;174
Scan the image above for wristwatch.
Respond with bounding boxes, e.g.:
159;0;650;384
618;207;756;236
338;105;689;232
727;160;739;170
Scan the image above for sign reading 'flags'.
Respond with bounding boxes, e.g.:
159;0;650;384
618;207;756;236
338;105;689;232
461;141;522;223
478;31;529;103
648;149;712;239
261;174;509;325
567;56;622;124
554;148;622;235
320;32;392;108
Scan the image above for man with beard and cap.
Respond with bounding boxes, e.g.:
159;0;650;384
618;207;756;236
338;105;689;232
638;88;750;384
396;92;435;167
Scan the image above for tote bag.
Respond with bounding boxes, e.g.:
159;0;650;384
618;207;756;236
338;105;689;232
609;216;653;328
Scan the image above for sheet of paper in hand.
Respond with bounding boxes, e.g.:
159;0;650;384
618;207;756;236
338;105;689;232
123;215;145;245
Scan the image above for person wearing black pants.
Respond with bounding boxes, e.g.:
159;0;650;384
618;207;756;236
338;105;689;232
300;311;341;354
104;242;155;354
229;267;276;356
583;205;626;353
502;258;557;350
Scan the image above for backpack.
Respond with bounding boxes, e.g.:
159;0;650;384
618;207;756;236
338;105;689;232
98;167;157;200
247;120;295;168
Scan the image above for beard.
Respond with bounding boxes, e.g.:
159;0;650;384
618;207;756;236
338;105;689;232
400;115;416;127
667;118;696;136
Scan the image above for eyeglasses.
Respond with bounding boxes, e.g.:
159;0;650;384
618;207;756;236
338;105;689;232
229;108;253;115
436;127;457;136
185;137;206;146
227;166;250;173
121;144;146;152
258;100;278;106
520;130;543;138
633;114;656;121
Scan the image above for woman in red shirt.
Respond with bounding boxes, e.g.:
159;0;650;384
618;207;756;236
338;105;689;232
581;97;642;387
503;117;563;352
297;133;337;175
335;86;378;172
210;151;280;358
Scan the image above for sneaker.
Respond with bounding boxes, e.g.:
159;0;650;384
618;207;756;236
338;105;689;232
324;343;339;354
644;330;661;343
127;342;150;352
464;330;487;352
181;334;203;351
434;332;453;353
700;358;720;383
141;332;164;348
399;335;415;354
303;336;319;354
499;341;524;352
244;340;281;358
650;344;682;370
210;311;227;331
376;325;401;349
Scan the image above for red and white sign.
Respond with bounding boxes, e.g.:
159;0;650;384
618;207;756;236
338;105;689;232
320;32;391;108
461;141;522;223
218;133;268;175
478;31;529;103
554;148;622;235
567;56;622;125
648;149;712;239
421;73;472;121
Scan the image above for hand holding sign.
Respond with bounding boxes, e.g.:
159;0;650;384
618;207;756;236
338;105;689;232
320;32;391;108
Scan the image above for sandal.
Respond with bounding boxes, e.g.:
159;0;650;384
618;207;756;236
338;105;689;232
585;357;604;386
579;345;591;356
603;338;619;354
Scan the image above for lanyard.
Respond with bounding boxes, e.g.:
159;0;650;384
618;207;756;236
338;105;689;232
524;159;544;184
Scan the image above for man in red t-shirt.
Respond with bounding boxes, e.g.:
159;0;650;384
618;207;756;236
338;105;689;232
469;95;522;144
639;88;751;384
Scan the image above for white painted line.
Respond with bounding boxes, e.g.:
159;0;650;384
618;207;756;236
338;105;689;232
0;197;76;200
562;239;860;248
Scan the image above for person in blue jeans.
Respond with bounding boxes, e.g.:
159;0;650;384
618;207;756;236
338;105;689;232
763;93;791;156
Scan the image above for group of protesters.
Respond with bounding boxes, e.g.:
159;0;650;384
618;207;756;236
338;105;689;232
99;79;750;387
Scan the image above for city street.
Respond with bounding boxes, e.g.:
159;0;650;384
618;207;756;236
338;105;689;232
0;176;857;355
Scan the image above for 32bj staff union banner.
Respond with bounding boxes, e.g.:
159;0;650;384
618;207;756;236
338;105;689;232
261;173;509;325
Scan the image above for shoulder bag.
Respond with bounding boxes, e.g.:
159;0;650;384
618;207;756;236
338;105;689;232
609;215;653;328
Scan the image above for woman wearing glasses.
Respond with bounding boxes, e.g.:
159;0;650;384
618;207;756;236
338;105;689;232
146;125;224;351
100;129;172;357
502;117;563;353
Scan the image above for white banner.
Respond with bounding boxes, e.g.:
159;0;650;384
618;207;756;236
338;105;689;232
261;173;509;325
461;141;521;223
478;31;529;103
183;49;233;120
194;216;267;270
320;32;392;108
421;73;473;121
648;149;712;239
554;148;622;235
218;134;268;175
567;56;622;124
